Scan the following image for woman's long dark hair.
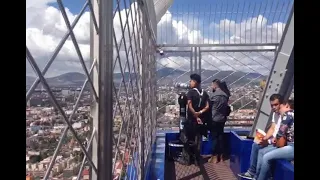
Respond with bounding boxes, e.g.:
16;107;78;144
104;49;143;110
213;79;231;98
220;81;231;97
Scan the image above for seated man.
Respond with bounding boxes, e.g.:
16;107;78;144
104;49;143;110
238;94;283;179
254;99;294;180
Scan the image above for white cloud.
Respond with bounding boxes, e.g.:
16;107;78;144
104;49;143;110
26;1;141;77
26;1;288;79
26;0;91;77
156;10;288;75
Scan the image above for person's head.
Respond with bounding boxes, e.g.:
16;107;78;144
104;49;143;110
269;94;284;113
212;79;221;92
189;74;201;88
279;99;294;115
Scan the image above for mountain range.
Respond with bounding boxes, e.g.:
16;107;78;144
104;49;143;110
26;67;266;88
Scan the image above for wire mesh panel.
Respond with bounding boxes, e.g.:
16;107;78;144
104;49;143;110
26;0;98;179
199;48;275;129
156;50;192;130
27;0;157;179
155;0;293;131
112;0;157;179
157;0;293;46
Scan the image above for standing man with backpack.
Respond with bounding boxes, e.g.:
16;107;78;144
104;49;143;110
177;73;210;166
208;79;231;163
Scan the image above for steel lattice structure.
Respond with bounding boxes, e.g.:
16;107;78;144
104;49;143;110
27;0;157;179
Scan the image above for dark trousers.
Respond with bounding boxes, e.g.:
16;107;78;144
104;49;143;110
180;121;201;162
209;121;226;156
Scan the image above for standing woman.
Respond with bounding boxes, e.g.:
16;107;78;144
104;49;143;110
208;79;231;163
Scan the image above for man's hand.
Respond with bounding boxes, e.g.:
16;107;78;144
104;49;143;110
196;118;203;125
256;139;268;146
260;139;269;146
255;139;262;144
194;112;200;118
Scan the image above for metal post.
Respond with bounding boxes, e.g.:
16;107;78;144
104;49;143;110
198;47;202;75
194;46;198;73
250;6;294;137
90;0;99;179
139;3;146;179
190;47;193;75
97;0;113;179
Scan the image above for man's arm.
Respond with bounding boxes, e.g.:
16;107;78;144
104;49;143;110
200;101;209;114
263;123;276;141
187;90;198;118
199;93;210;114
188;100;198;118
262;113;276;140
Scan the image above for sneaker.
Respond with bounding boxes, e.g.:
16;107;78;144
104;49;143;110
208;156;219;163
237;171;255;180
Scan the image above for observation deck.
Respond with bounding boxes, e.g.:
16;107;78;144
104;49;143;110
26;0;294;179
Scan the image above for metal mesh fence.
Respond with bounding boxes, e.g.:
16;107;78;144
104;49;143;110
154;0;293;131
26;0;98;179
154;48;276;131
26;0;156;179
112;0;157;179
157;0;293;45
200;49;275;129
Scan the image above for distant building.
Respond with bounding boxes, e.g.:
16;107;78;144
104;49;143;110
82;168;90;180
61;89;70;96
260;79;266;91
72;122;84;129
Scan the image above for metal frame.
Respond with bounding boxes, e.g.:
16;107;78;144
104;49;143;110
198;48;277;110
159;43;279;48
200;49;276;53
26;0;100;179
96;0;114;179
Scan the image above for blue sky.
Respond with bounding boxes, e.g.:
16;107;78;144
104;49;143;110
47;0;292;44
49;0;292;24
